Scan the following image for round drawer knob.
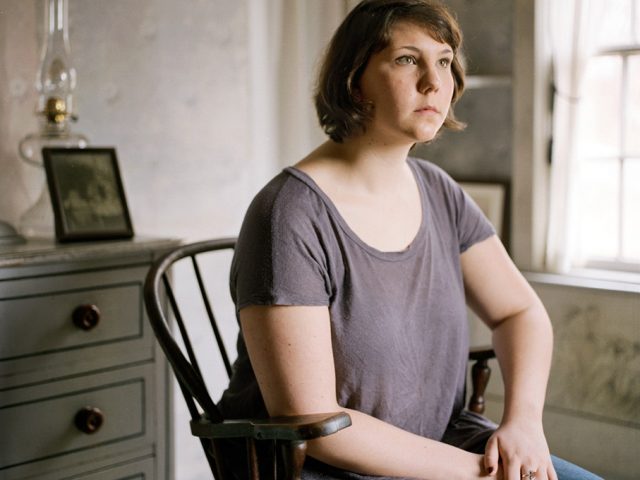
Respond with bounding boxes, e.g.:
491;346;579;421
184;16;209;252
72;304;101;330
74;406;104;434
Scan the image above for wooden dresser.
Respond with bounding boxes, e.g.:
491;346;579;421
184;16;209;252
0;237;178;480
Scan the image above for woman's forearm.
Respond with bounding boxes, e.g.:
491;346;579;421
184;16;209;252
491;299;553;423
308;407;487;480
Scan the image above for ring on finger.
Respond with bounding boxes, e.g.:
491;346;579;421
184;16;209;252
521;471;537;480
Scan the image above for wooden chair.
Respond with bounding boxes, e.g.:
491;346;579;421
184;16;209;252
143;238;495;479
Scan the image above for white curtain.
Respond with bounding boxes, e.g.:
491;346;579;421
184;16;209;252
545;0;605;272
248;0;359;173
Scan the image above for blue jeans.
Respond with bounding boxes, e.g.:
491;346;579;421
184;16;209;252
552;455;603;480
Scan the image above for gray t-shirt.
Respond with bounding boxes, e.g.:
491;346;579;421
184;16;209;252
218;157;495;474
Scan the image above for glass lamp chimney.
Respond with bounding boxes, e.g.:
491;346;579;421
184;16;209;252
37;0;76;124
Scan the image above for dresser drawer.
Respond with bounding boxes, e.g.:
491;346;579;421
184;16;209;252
0;283;141;361
68;456;155;480
4;456;156;480
0;363;158;478
0;266;155;386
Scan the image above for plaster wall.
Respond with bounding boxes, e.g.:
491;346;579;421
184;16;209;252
0;0;267;243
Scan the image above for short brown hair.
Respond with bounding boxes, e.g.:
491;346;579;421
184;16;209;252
315;0;466;143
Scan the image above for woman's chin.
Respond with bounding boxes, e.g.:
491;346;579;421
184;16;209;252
413;129;440;144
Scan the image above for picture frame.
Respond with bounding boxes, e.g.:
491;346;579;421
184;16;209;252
43;147;134;242
457;179;510;250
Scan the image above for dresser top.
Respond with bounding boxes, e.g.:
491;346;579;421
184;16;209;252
0;236;180;269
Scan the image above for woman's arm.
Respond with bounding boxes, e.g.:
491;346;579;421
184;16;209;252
461;235;556;480
240;304;488;480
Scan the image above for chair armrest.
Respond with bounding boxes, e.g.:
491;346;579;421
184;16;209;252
190;411;352;441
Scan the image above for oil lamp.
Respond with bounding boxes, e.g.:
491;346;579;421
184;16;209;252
18;0;88;237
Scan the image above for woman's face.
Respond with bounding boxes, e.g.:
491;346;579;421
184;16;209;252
357;21;455;145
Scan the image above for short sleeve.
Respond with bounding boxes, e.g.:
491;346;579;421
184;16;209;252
451;181;496;253
230;173;332;312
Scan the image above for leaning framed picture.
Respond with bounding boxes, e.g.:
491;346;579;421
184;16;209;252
42;147;134;242
458;179;510;251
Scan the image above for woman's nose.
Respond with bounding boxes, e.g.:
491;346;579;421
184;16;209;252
418;67;441;93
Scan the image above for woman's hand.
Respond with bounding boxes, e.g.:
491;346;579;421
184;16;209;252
484;419;557;480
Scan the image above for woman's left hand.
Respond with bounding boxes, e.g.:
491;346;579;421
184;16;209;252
484;419;557;480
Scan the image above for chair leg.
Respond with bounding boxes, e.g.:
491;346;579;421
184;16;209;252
211;440;228;479
469;358;491;414
246;438;259;480
281;440;307;480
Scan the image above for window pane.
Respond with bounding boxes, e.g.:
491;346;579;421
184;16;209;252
576;159;620;260
599;0;634;47
596;0;633;48
636;0;640;44
626;55;640;156
622;158;640;262
577;56;622;158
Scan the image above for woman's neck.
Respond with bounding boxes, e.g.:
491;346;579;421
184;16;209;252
306;137;414;193
295;136;423;253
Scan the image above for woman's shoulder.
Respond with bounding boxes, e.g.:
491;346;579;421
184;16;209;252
408;156;456;184
240;168;330;242
408;156;462;199
250;143;346;223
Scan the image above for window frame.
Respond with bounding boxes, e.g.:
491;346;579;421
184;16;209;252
512;0;640;278
576;43;640;271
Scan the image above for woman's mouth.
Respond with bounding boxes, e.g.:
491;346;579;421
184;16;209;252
415;105;440;114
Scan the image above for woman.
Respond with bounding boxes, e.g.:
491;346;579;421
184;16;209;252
218;1;601;479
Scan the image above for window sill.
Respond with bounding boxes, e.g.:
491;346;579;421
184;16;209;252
523;268;640;294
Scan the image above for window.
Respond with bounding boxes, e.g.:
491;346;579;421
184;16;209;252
573;0;640;270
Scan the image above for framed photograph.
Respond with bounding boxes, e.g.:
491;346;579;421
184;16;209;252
43;147;134;242
458;179;510;250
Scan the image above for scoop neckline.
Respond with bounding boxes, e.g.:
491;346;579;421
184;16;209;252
284;158;428;261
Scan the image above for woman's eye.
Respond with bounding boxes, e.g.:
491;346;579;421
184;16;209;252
438;58;452;68
396;55;417;65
